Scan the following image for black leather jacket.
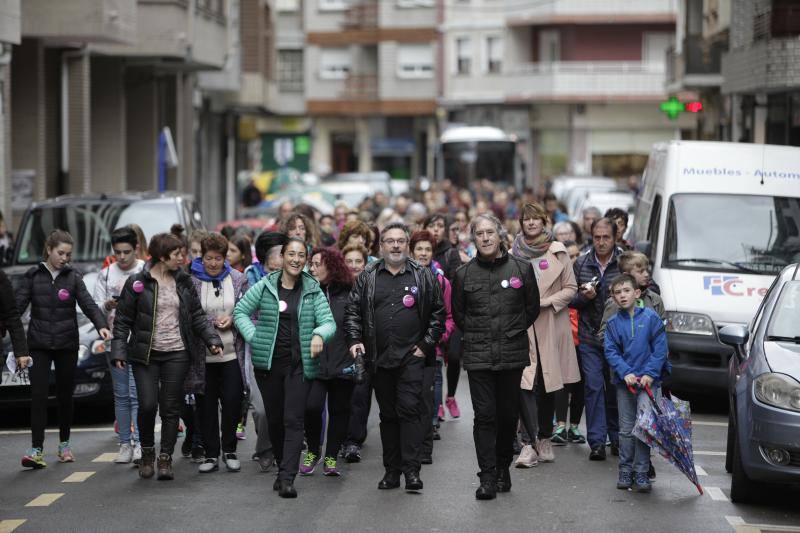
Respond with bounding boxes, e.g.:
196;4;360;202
111;267;221;366
344;258;446;368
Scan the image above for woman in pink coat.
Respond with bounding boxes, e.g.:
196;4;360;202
510;203;580;468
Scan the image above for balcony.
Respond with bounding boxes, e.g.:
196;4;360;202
666;34;725;91
343;0;378;29
342;73;378;100
444;61;667;104
507;0;677;26
22;0;137;44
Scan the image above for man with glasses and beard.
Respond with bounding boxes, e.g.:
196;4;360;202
344;222;445;494
452;214;539;501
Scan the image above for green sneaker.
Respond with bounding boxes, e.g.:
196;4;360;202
299;451;318;475
568;426;586;444
22;448;47;469
551;426;568;446
323;456;341;477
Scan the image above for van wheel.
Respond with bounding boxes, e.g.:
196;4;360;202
731;437;758;503
725;409;735;474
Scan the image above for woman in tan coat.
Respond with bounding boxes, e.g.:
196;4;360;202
510;203;580;467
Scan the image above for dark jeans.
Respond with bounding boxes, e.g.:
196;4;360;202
202;359;244;458
555;380;585;426
29;349;77;448
305;378;355;458
467;368;523;480
255;365;312;482
182;394;204;449
132;350;191;456
373;356;425;476
519;361;556;442
579;344;619;449
420;365;436;458
446;329;462;397
344;371;373;447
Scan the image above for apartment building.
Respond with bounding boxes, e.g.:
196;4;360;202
442;0;696;186
666;0;729;141
9;0;231;226
0;0;19;221
722;0;800;146
303;0;439;180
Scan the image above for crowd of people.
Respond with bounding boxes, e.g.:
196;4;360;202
3;177;669;500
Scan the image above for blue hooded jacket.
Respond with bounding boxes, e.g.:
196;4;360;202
604;306;669;384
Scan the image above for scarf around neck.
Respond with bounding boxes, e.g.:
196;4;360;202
511;232;552;260
190;256;232;282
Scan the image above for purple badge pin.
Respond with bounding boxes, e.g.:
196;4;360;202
509;276;522;289
410;286;418;295
279;300;288;313
57;288;70;301
539;259;549;270
402;294;415;308
132;280;144;293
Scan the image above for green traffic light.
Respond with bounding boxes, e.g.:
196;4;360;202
660;96;684;120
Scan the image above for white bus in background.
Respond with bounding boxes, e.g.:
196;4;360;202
437;126;523;192
629;140;800;395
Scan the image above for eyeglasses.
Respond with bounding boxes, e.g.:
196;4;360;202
382;239;408;246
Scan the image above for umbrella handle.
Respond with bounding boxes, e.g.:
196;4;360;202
627;384;637;395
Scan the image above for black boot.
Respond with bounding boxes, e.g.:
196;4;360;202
476;478;497;500
378;471;401;490
404;471;423;492
278;479;297;498
496;468;512;493
156;453;174;480
139;447;156;479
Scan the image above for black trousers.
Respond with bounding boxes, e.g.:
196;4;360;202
181;394;205;449
420;365;436;458
132;350;191;456
202;359;244;458
305;378;355;458
467;368;523;480
344;371;373;447
446;329;463;397
373;356;425;476
555;380;585;426
255;365;311;482
29;349;77;449
519;361;556;442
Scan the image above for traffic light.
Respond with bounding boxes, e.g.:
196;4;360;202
659;97;703;119
684;101;703;113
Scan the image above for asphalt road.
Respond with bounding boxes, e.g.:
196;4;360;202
0;378;799;533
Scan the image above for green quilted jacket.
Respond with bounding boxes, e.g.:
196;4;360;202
233;270;335;379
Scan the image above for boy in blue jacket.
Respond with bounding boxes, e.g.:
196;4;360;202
604;274;668;493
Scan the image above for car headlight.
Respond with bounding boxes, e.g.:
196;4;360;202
77;344;90;362
665;311;714;336
754;373;800;413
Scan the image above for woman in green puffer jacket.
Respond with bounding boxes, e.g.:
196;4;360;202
233;237;335;498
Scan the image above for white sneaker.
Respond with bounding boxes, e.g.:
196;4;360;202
537;438;555;463
198;458;219;473
515;444;539;468
114;443;133;464
132;443;142;464
223;453;241;472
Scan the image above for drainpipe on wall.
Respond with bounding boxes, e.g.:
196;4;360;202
60;48;87;196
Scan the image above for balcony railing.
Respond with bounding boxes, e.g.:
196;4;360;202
445;61;667;102
342;73;378;100
506;0;677;24
343;0;378;29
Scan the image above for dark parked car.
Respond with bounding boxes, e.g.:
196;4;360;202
0;192;204;408
720;263;800;502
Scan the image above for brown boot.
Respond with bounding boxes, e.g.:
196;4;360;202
156;452;174;480
139;447;156;479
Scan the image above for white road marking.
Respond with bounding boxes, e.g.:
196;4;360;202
695;451;726;456
693;420;728;427
25;493;64;507
707;486;729;502
62;471;95;483
725;516;745;526
695;465;708;476
0;520;26;533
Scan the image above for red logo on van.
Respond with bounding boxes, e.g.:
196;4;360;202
703;276;768;297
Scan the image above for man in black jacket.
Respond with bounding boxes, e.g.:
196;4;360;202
344;222;446;493
452;214;540;501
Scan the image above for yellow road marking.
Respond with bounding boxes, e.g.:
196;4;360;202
0;520;27;533
62;471;95;483
92;453;118;463
25;493;64;507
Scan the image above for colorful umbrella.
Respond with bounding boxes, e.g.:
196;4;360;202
631;384;704;495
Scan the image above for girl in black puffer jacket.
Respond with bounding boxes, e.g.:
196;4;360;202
16;230;110;469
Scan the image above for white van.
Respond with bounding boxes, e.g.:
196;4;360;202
629;141;800;393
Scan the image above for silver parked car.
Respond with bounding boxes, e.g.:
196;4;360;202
719;263;800;503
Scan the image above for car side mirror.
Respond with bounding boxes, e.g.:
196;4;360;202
634;240;652;258
719;324;749;347
719;324;749;363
